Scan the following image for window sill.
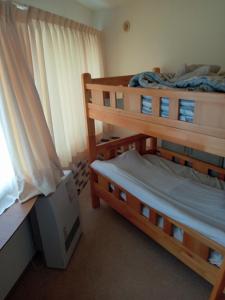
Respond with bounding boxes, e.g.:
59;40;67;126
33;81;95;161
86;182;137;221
0;197;38;251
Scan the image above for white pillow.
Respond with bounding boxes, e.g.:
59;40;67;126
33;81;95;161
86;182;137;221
176;64;221;77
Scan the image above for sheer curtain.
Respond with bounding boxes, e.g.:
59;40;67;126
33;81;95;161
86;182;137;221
27;9;104;167
0;120;17;214
0;1;62;214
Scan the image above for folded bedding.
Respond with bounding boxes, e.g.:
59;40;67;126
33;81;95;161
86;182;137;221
129;66;225;92
91;150;225;252
141;96;194;122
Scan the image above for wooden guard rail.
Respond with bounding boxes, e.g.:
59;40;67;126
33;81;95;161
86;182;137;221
83;72;225;158
96;134;225;180
96;134;156;160
94;171;224;284
89;84;225;135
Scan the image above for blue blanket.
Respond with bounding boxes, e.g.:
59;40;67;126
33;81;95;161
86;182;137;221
129;71;225;92
141;96;194;122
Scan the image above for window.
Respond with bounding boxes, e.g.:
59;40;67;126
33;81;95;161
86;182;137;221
0;121;18;214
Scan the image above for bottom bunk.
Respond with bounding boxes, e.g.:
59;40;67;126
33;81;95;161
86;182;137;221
89;134;225;299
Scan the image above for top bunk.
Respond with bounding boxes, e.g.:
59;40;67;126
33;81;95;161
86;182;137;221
82;70;225;158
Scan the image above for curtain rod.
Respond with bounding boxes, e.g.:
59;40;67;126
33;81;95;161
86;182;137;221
4;0;101;34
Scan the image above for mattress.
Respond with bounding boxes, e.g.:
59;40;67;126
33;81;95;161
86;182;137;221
91;150;225;264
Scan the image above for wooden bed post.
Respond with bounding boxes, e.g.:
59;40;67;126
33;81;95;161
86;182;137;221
209;261;225;300
82;73;100;208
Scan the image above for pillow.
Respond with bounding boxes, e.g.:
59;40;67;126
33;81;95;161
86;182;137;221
175;64;186;77
185;64;221;74
176;64;221;77
176;65;211;80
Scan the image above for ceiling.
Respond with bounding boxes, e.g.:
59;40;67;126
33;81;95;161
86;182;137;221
76;0;129;10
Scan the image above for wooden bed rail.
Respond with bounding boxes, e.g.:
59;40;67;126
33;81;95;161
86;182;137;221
94;133;225;182
82;72;225;158
92;170;225;287
91;75;133;86
89;134;225;299
96;134;148;151
96;134;156;160
158;147;225;180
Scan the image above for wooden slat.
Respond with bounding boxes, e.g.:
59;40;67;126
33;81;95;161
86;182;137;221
123;144;129;152
110;92;116;108
112;185;120;198
127;194;141;213
183;232;210;260
123;94;141;113
192;161;209;174
149;209;157;225
169;98;179;120
193;101;201;124
103;149;111;160
135;140;141;152
82;74;97;163
139;139;147;154
82;73;99;208
98;175;108;189
149;137;157;154
91;90;104;105
179;158;186;166
164;218;173;235
219;174;225;181
152;96;160;117
109;148;117;158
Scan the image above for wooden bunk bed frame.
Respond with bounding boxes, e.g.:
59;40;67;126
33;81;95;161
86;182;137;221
82;72;225;300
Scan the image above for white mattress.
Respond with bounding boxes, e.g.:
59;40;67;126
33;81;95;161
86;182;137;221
91;150;225;248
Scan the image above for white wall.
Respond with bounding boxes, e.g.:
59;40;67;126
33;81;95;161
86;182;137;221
94;0;225;76
18;0;94;26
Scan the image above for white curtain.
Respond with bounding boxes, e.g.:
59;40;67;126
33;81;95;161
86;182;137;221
0;1;62;214
0;120;17;214
28;12;104;167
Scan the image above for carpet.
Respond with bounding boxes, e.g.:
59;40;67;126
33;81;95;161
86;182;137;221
7;185;211;300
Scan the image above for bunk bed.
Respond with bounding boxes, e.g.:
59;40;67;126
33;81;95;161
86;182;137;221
82;69;225;300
